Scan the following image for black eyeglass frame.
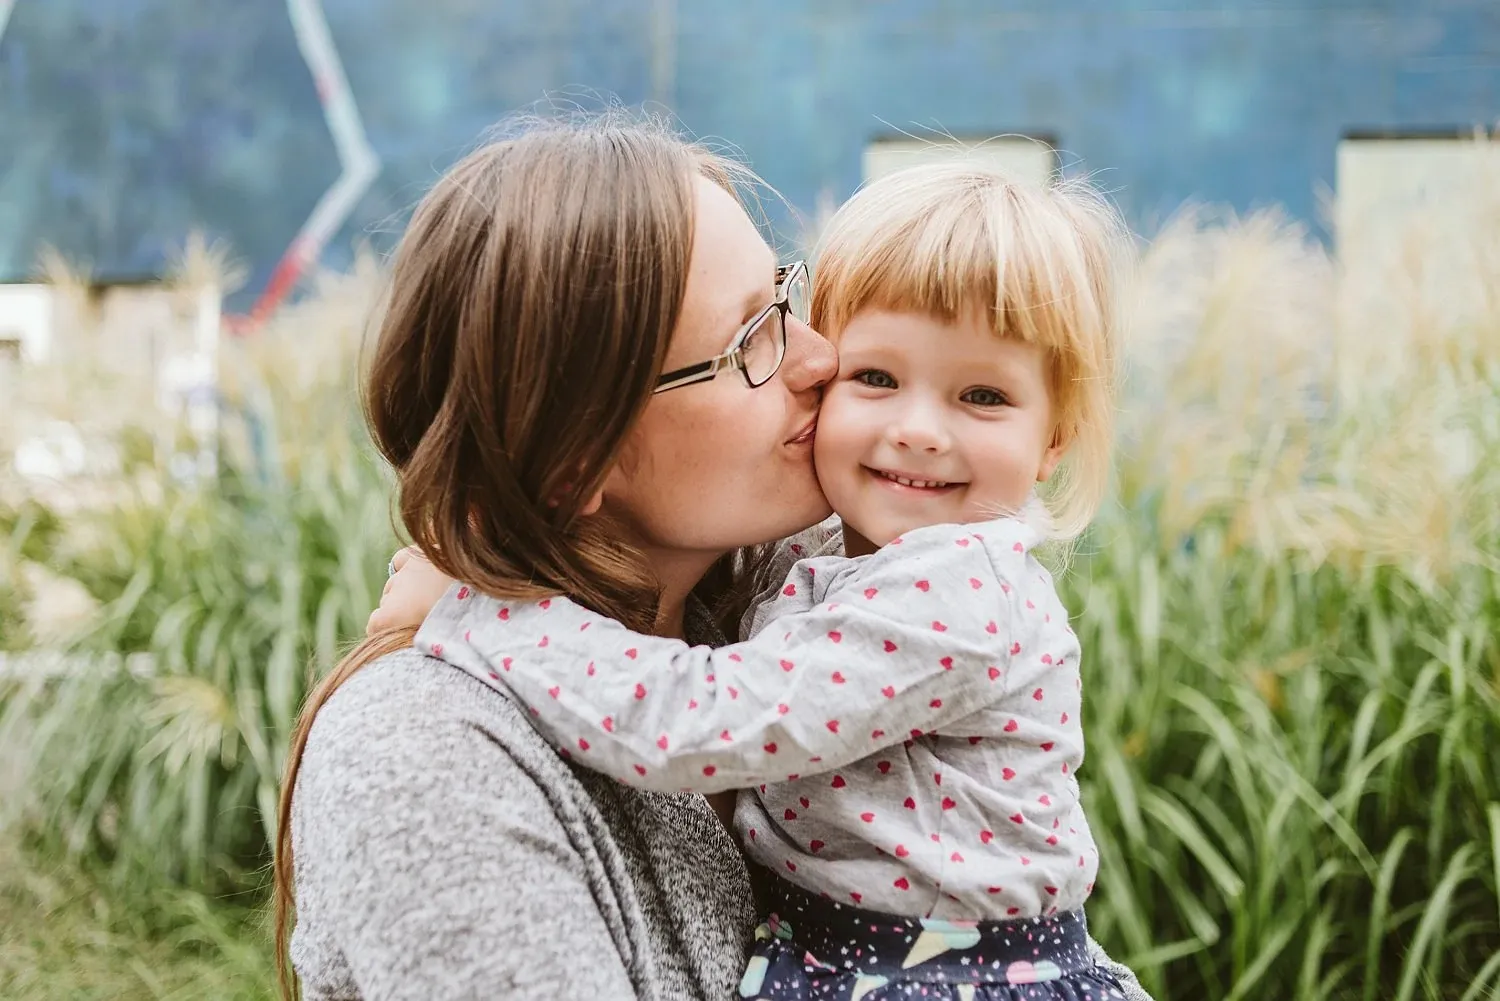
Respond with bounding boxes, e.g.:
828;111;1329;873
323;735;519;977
653;260;809;394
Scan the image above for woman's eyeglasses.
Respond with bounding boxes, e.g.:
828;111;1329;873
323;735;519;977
653;260;810;394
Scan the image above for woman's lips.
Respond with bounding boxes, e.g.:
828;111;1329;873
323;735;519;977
786;418;818;446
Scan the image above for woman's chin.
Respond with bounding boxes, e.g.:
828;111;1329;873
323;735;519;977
777;494;834;540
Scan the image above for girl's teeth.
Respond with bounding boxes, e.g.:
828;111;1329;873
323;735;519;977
881;471;948;489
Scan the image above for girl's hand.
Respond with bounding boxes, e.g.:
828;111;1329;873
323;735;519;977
367;547;457;634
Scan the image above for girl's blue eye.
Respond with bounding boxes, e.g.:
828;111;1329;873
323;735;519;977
962;387;1009;407
854;369;897;389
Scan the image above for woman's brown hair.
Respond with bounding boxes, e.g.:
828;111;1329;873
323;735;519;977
272;114;766;999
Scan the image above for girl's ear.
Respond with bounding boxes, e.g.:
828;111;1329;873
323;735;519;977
1036;422;1071;484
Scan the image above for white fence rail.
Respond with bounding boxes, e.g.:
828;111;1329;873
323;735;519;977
0;650;156;681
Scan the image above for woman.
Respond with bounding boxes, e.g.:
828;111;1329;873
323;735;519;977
275;113;1150;1001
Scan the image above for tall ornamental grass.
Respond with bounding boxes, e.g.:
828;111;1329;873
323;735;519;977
2;152;1497;998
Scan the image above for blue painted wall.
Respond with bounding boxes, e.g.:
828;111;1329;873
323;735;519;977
1;0;1496;311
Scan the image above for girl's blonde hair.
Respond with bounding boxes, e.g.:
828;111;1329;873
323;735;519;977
811;158;1131;538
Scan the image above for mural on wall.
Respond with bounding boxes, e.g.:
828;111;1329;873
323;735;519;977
1;0;1496;313
0;0;378;316
251;0;378;322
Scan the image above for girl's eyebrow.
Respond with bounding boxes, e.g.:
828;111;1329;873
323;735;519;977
837;342;901;361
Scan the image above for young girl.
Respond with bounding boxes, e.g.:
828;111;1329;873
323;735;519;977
393;161;1133;1000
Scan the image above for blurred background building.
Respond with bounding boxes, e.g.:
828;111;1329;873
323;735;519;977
0;0;1496;323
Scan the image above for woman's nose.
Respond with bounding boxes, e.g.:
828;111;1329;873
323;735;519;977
779;317;839;392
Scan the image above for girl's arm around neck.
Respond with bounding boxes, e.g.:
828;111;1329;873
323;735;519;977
417;518;1054;793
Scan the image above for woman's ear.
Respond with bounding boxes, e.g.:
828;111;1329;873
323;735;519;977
548;481;605;516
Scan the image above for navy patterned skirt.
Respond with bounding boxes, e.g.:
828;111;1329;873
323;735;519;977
739;876;1128;1000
